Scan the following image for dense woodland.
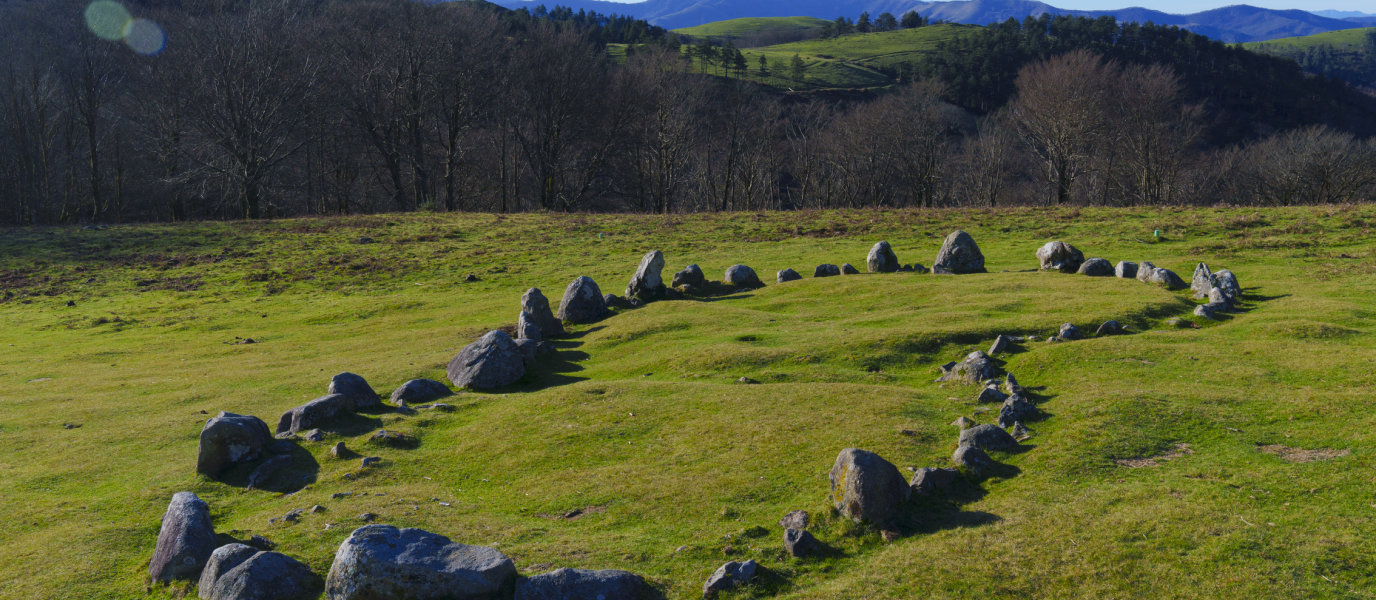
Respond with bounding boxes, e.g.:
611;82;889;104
1249;32;1376;93
1;0;1375;225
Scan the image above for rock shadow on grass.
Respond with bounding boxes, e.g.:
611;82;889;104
216;446;320;494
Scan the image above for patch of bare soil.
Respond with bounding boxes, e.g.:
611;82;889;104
536;505;607;521
1258;444;1349;463
1115;443;1193;468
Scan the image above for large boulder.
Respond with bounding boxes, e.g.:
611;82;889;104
326;525;516;600
703;560;757;598
1146;267;1188;290
199;548;316;600
1115;261;1138;279
1058;323;1081;341
829;448;910;525
1212;270;1241;304
724;265;763;288
1135;261;1157;283
1036;241;1084;273
514;568;642;600
329;373;381;409
671;264;706;288
933;230;985;274
196;412;272;477
958;424;1018;451
813;264;841;278
516;311;542;343
1190;263;1213;299
447;330;526;390
952;445;993;471
936;351;996;385
149;492;217;583
389;379;453;407
625;250;666;300
998;395;1037;428
777;268;802;283
1077;258;1113;276
866;241;900;273
199;544;260;596
521;288;564;338
277;394;355;435
557;276;609;324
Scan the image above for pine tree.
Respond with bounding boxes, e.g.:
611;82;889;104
857;12;872;33
876;12;899;32
901;11;924;28
790;53;805;81
758;54;769;75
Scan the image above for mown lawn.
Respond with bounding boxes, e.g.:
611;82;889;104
1;207;1374;599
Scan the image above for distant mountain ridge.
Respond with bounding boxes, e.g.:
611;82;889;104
494;0;1366;42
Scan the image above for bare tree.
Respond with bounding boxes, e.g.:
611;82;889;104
959;115;1015;207
1110;62;1205;205
1010;50;1114;205
623;48;706;213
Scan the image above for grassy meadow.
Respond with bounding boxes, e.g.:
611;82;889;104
1241;26;1376;51
2;207;1375;599
671;17;832;39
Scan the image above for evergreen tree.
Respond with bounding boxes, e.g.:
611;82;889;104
790;53;806;81
834;16;854;36
901;11;924;28
876;12;899;32
758;54;769;75
857;12;872;33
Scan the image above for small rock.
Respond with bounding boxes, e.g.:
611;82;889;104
976;385;1008;404
516;311;543;342
1190;263;1213;299
329;442;352;459
66;300;75;307
1004;372;1023;395
358;513;376;522
776;268;802;283
311;505;326;514
866;241;900;273
702;560;757;598
840;263;860;275
988;334;1015;355
602;293;624;308
330;492;352;500
724;265;764;288
463;273;478;282
361;456;381;468
248;535;275;551
1077;257;1113;276
911;263;930;274
958;424;1018;451
276;393;360;436
303;429;325;442
197;412;272;478
952;445;993;471
998;396;1037;428
783;528;818;558
936;351;996;385
329;373;381;408
909;467;958;494
813;264;841;278
1058;323;1080;341
1195;302;1229;320
933;230;985;273
671;264;706;288
199;548;317;600
1211;270;1241;303
1011;422;1032;440
1146;267;1188;290
950;416;976;429
778;510;809;530
736;377;757;384
1115;261;1138;279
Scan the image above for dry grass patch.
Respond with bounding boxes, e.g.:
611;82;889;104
1114;443;1193;468
1257;444;1350;463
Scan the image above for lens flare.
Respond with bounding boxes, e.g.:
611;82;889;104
123;18;165;55
84;0;131;41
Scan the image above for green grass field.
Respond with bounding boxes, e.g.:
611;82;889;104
3;207;1376;598
671;17;831;38
1241;26;1376;51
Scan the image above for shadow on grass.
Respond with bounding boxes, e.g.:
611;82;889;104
216;445;320;494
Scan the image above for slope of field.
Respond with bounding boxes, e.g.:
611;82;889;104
758;24;972;72
1241;26;1376;51
2;207;1376;599
672;16;830;38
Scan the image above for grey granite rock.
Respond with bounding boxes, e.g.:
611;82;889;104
778;510;809;530
1077;257;1113;276
958;424;1018;451
198;544;259;597
909;467;958;494
783;528;818;558
952;445;993;471
1146;267;1188;290
936;351;996;385
829;448;910;525
388;379;452;407
329;373;381;409
703;560;757;598
1115;261;1138;279
325;525;516;600
515;568;642;600
1036;241;1084;273
447;330;526;390
276;394;356;435
557;276;609;324
522;288;564;338
724;265;764;288
625;250;667;300
933;230;985;274
777;268;802;283
197;412;271;477
1058;323;1081;341
671;264;706;288
1191;263;1213;299
866;241;900;273
813;264;841;278
200;550;316;600
1095;320;1124;336
840;263;860;275
516;311;542;343
149;492;216;583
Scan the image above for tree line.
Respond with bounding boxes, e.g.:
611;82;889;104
0;0;1374;226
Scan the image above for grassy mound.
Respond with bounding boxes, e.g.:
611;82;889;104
672;17;832;38
1;207;1375;598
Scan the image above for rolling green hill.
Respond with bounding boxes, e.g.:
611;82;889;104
672;16;830;38
1241;26;1376;51
1241;27;1376;90
3;207;1376;598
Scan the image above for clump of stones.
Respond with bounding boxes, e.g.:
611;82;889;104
165;232;1240;597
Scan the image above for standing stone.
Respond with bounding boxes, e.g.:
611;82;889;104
1058;323;1081;340
200;550;316;600
1077;258;1113;276
909;467;958;494
1115;261;1138;279
724;265;763;288
783;529;818;558
329;373;381;409
952;445;993;471
516;311;542;343
1146;267;1188;290
1135;261;1157;283
958;424;1018;451
829;448;911;525
813;264;841;278
1036;241;1084;273
778;510;809;530
149;492;217;583
1004;372;1022;395
1211;270;1241;303
196;412;272;478
671;264;706;288
840;263;860;275
866;241;900;273
933;230;986;274
521;288;564;338
777;268;802;283
557;276;609;324
1190;263;1213;299
703;560;757;598
447;330;526;390
326;525;516;600
625;250;666;300
389;379;452;406
989;334;1014;355
515;568;642;600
